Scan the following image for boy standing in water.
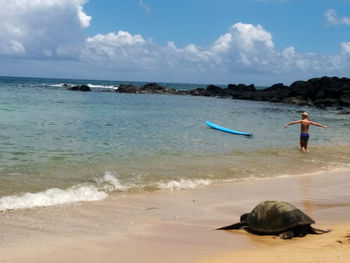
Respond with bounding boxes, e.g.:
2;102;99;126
284;112;327;152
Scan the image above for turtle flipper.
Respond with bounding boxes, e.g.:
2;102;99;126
310;227;332;235
216;222;246;230
279;231;294;239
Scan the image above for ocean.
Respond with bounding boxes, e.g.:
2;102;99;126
0;76;349;211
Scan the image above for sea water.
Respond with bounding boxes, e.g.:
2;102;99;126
0;76;349;211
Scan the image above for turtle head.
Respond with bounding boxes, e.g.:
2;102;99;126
240;213;249;223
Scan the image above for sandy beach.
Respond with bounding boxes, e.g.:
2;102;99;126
2;1;350;262
1;170;350;263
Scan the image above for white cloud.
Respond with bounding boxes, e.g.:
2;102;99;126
341;42;350;55
79;22;350;84
212;23;274;54
210;23;277;70
325;9;350;26
77;5;92;28
325;9;338;25
0;0;90;58
83;31;152;67
0;0;349;85
138;0;151;16
0;40;25;55
231;23;274;50
87;31;145;47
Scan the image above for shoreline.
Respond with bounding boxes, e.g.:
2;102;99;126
1;170;350;262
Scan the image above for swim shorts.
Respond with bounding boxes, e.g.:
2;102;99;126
300;133;309;149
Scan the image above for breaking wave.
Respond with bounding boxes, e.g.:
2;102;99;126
0;185;107;211
49;83;118;90
157;179;212;191
0;172;213;211
86;83;118;90
0;171;124;212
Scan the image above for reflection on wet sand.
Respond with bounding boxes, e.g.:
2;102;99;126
300;176;314;218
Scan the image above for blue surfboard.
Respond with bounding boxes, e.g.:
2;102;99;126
206;121;252;136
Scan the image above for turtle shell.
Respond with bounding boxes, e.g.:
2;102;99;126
246;200;315;233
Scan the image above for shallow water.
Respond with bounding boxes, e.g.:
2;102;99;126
0;76;349;210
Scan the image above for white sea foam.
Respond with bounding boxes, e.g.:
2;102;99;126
87;84;118;90
0;185;107;212
95;171;128;192
0;172;132;211
49;83;118;90
50;83;67;87
157;179;211;191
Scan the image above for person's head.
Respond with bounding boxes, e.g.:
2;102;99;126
301;111;309;119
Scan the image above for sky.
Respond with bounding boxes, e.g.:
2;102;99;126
0;0;350;85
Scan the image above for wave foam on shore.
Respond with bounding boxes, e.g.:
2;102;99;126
157;179;212;191
0;172;214;211
0;172;124;212
0;185;107;211
2;165;349;212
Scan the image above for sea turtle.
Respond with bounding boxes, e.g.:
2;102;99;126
217;200;330;239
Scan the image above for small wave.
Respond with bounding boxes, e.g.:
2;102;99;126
87;84;118;90
48;83;118;90
0;171;128;212
49;83;69;87
157;179;212;191
95;171;129;192
0;185;107;212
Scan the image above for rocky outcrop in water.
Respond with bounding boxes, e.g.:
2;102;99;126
66;76;350;108
116;82;187;95
188;84;255;97
67;84;91;92
189;76;350;108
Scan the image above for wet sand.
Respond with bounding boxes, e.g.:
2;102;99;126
0;170;350;262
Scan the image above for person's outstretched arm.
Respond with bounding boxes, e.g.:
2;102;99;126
310;121;327;129
284;120;301;128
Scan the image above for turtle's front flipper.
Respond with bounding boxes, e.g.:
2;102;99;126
311;227;332;235
279;231;294;239
216;222;246;230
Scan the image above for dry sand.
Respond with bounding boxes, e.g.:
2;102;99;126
200;224;350;263
0;170;350;262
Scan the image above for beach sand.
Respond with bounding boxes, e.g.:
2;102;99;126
0;170;350;262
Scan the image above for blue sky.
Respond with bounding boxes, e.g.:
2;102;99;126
0;0;350;85
84;0;345;54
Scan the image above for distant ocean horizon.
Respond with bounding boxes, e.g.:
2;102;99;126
0;75;349;211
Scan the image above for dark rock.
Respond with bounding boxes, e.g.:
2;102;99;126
226;84;256;99
193;76;342;108
142;82;166;92
314;98;337;107
289;81;309;97
67;76;350;108
339;96;350;106
189;88;206;96
141;83;181;94
204;85;224;97
117;84;138;93
68;84;91;92
224;76;350;107
115;82;180;95
227;83;256;92
264;83;287;91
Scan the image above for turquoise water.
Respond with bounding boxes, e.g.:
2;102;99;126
0;76;349;210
